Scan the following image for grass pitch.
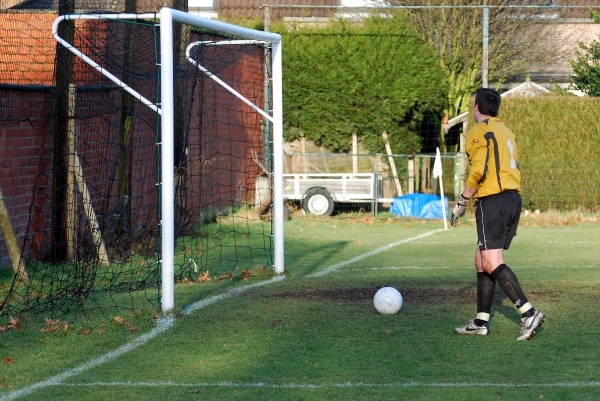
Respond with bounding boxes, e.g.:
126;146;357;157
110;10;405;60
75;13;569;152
1;212;600;400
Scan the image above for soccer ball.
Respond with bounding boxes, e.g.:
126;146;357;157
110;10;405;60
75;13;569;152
373;286;403;314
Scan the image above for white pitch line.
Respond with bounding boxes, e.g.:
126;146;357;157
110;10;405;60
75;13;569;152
48;380;600;389
0;275;286;401
344;264;600;271
181;274;286;315
308;229;443;277
0;317;176;401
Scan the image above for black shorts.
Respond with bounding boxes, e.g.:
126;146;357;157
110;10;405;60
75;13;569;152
475;190;521;251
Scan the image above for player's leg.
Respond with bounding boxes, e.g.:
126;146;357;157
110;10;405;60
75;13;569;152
474;247;496;327
455;247;494;336
486;259;545;340
479;191;545;340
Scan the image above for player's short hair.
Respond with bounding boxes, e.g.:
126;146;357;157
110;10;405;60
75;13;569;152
475;88;501;117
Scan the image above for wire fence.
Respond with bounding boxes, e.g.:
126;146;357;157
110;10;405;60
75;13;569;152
284;150;600;215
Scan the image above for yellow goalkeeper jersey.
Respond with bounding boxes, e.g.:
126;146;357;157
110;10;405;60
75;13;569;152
465;117;521;200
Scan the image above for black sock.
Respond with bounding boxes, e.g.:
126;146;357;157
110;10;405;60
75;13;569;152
490;264;532;314
474;272;495;326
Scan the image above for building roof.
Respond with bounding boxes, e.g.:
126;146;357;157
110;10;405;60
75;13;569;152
443;79;550;131
502;78;550;98
558;0;600;19
7;0;169;12
218;0;338;20
6;0;340;16
9;0;123;12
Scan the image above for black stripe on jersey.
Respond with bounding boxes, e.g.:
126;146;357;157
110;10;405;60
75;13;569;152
484;131;502;192
476;119;490;186
478;141;490;186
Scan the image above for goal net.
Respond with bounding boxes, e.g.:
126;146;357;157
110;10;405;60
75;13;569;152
0;8;283;317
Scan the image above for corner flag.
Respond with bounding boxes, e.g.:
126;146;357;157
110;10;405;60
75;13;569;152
433;147;448;230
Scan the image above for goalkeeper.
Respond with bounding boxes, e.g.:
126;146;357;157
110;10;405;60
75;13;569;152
451;88;545;341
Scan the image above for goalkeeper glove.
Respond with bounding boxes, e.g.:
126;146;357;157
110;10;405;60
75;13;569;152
450;194;470;227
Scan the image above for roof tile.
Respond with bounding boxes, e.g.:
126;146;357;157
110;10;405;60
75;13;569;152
218;0;339;19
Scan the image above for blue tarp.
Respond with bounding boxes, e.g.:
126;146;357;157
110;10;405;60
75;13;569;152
390;193;448;219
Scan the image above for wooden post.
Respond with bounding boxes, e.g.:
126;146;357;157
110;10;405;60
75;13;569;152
300;136;308;173
66;83;76;260
408;156;414;194
65;84;108;265
0;186;28;281
382;131;403;196
52;0;75;261
414;156;421;193
352;133;358;174
73;155;110;266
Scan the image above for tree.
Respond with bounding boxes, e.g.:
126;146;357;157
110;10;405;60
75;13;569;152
379;0;563;148
280;15;447;155
570;10;600;97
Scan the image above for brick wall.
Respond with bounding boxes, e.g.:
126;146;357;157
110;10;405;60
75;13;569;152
0;13;266;267
0;88;53;265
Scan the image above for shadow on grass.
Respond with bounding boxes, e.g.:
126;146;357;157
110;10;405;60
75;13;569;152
283;237;354;277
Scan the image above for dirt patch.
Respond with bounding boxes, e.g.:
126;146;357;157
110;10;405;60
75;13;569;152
265;287;476;304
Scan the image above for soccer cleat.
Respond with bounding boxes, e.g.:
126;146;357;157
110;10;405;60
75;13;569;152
455;319;490;336
517;310;545;341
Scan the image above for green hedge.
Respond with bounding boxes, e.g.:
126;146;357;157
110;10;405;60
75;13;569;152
499;97;600;211
278;15;447;155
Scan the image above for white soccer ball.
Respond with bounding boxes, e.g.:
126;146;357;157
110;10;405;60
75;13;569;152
373;286;403;314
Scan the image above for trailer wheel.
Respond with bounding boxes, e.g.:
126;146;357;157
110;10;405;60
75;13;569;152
302;188;334;216
266;203;291;221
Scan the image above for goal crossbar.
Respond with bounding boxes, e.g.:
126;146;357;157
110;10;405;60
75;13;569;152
51;7;285;313
186;41;274;123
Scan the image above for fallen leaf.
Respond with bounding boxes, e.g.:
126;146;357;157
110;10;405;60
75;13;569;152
128;326;138;331
4;357;13;364
7;316;20;330
114;316;125;325
198;270;210;283
79;329;91;336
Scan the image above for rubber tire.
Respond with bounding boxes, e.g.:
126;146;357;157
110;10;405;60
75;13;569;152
302;188;334;216
267;203;291;221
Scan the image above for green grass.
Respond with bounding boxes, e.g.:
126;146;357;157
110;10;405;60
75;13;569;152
1;214;600;400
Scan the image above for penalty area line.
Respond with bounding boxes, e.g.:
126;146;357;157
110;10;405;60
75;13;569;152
0;275;286;401
50;380;600;389
308;229;443;277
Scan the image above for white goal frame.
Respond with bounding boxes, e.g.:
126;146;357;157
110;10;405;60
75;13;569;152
52;7;284;312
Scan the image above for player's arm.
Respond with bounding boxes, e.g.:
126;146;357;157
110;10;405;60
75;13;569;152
451;127;484;227
450;185;477;227
464;127;488;189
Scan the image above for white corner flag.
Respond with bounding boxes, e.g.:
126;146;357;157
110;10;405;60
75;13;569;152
433;147;448;230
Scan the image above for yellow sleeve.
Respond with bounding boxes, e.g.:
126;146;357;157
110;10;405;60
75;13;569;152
465;124;488;190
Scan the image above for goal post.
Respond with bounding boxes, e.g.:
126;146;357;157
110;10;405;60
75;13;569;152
159;8;285;311
51;8;285;313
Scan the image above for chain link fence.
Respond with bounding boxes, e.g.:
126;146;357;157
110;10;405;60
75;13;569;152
283;150;466;215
